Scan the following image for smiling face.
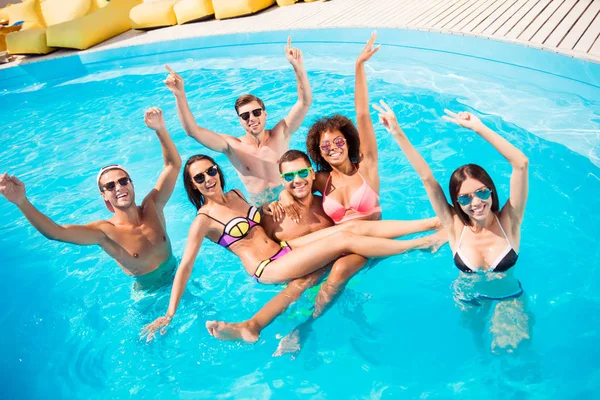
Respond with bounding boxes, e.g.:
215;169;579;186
99;169;134;212
237;100;267;136
456;177;493;222
280;158;315;201
319;129;349;168
188;158;222;197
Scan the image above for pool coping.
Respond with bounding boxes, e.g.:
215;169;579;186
1;27;599;90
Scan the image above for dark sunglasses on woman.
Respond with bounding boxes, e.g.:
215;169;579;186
193;165;219;184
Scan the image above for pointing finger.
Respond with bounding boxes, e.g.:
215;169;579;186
165;64;176;75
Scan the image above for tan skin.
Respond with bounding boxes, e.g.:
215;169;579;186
0;107;182;277
140;158;446;341
375;101;530;352
164;36;312;195
202;158;334;342
279;32;405;327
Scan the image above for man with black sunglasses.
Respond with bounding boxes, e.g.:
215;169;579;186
0;108;182;290
164;36;312;206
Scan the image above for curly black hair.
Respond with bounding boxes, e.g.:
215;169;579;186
306;115;361;172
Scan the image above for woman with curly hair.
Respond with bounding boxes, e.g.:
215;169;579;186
279;33;440;332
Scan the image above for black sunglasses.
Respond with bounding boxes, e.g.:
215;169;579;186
193;165;219;184
238;108;263;121
102;177;132;192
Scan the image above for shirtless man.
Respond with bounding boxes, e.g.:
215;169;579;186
0;108;182;290
164;37;312;206
201;150;332;342
203;151;441;349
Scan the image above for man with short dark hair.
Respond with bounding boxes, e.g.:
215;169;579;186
164;37;312;205
0;108;181;290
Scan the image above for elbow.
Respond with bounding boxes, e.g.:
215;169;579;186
304;92;313;107
514;155;529;170
172;155;183;170
421;174;437;185
184;129;195;138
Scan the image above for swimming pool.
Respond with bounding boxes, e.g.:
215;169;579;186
1;28;599;399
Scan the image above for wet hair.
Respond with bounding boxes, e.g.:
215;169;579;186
306;114;361;172
449;164;500;227
278;150;311;173
183;154;225;210
234;94;266;114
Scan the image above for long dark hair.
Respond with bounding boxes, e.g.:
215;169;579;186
306;115;361;172
449;164;499;227
183;154;225;210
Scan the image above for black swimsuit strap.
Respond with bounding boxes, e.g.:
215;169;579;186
197;212;226;226
197;190;254;226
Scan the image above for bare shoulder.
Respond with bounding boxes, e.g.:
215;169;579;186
86;219;114;237
314;171;330;193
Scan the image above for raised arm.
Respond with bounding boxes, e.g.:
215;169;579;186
443;110;529;221
373;102;456;232
355;32;381;166
276;37;312;137
140;214;210;341
164;65;233;154
143;107;182;208
0;174;107;245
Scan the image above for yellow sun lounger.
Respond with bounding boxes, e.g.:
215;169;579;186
46;0;141;50
6;0;109;55
213;0;275;20
130;0;178;29
130;0;213;29
174;0;214;25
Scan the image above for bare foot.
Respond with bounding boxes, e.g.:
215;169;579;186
205;320;260;343
273;319;313;358
273;329;301;357
424;229;449;253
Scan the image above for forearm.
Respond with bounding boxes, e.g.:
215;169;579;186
155;128;182;169
174;93;199;136
293;65;312;106
17;199;65;241
391;128;435;182
166;266;193;318
354;63;370;116
475;125;528;168
175;94;229;152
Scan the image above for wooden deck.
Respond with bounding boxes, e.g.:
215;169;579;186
3;0;600;65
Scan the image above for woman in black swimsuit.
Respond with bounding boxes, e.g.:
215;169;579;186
374;101;531;353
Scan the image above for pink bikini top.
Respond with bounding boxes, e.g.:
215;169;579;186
322;167;382;224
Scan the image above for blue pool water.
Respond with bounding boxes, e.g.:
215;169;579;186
1;29;600;399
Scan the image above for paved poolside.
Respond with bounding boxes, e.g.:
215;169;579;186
2;0;600;68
